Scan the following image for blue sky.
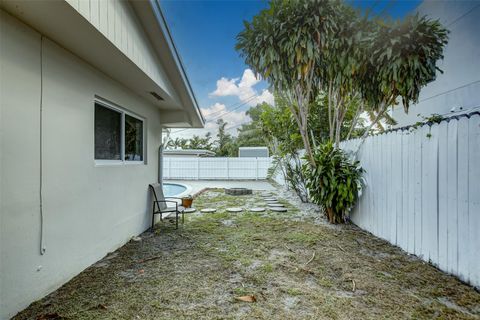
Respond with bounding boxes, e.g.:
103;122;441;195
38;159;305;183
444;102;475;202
161;0;420;138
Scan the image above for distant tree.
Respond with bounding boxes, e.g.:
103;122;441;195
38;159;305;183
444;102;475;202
165;132;214;152
215;119;235;156
165;137;189;149
188;132;214;150
258;96;310;201
236;103;270;149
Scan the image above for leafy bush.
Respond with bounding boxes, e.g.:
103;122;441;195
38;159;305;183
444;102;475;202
268;154;309;203
283;154;309;203
303;142;364;223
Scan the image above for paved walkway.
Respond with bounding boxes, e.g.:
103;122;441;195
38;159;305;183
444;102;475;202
165;179;276;196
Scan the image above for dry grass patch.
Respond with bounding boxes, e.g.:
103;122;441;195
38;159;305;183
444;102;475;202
14;189;480;320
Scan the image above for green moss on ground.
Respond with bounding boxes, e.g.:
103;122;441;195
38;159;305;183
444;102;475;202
14;190;480;320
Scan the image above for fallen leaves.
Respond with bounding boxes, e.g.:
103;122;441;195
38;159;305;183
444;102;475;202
280;262;315;275
96;303;108;310
304;251;316;266
235;295;257;303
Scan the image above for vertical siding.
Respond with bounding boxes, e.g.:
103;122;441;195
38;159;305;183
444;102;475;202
66;0;173;96
341;114;480;288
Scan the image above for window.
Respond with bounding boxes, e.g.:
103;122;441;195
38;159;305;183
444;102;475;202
94;102;145;164
95;105;122;160
125;114;143;161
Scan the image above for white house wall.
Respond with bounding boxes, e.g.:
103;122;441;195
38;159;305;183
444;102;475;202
0;10;163;319
64;0;176;100
0;9;42;320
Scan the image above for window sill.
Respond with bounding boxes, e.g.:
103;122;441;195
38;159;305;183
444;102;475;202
125;161;145;165
94;160;145;167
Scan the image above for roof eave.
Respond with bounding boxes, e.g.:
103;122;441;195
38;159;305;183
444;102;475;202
147;0;205;127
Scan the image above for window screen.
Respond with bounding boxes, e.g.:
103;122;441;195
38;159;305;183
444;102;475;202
95;104;121;160
125;114;143;161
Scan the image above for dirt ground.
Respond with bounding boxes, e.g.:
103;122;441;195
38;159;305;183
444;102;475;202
15;189;480;319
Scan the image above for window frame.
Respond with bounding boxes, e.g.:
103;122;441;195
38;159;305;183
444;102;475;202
94;99;146;166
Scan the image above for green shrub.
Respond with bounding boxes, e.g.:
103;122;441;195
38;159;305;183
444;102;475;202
303;142;364;223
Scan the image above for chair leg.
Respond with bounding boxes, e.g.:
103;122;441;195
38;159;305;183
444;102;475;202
150;202;155;232
182;211;185;224
175;212;179;229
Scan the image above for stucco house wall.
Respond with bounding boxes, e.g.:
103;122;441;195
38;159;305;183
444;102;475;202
0;7;180;318
391;0;480;126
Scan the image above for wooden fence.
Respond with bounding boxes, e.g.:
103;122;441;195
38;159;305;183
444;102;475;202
163;157;272;180
341;113;480;288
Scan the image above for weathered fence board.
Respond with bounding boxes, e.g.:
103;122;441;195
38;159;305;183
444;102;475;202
469;114;480;286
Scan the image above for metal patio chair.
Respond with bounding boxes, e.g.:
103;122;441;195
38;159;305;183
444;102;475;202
149;183;185;230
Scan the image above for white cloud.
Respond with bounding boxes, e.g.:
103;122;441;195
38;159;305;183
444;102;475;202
210;69;274;106
202;103;249;132
254;89;275;106
169;103;251;140
238;68;260;88
210;77;241;97
168;69;274;141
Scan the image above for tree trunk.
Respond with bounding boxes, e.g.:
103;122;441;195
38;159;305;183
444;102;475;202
282;90;315;167
354;107;387;157
346;102;363;141
300;126;315;166
326;207;334;224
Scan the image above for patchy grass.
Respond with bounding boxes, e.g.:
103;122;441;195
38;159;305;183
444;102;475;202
15;189;480;320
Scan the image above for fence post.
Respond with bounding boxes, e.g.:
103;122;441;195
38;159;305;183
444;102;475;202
226;157;229;180
168;158;171;179
196;158;200;180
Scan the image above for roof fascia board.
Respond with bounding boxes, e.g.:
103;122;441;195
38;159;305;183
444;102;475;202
148;0;205;126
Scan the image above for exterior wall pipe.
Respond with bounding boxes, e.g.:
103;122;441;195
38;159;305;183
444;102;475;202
158;143;164;185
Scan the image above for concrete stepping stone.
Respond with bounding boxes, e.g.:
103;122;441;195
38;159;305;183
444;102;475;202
268;203;285;207
265;200;279;203
249;207;266;212
226;207;243;213
184;208;196;213
200;208;216;213
269;207;288;212
263;198;277;201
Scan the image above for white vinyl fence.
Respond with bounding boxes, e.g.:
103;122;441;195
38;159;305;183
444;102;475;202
163;157;272;180
341;113;480;288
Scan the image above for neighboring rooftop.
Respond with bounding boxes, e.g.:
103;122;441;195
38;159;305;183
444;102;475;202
164;149;216;157
238;146;269;158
